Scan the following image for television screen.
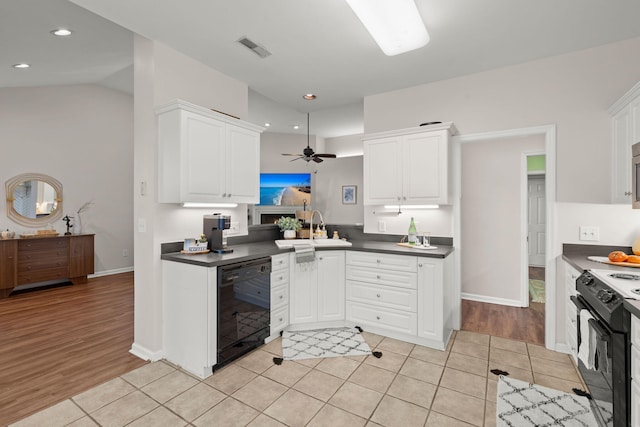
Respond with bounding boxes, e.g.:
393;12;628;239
259;173;311;206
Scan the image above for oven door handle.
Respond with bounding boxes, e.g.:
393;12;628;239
587;318;612;359
570;294;588;311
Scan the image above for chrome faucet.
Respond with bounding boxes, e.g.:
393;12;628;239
309;210;324;240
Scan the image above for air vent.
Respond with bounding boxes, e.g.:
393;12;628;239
237;37;272;59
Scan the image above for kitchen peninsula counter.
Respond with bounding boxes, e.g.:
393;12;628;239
161;239;454;268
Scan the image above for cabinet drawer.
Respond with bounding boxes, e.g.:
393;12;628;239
271;270;289;288
271;254;290;271
346;265;416;289
271;284;289;309
18;238;68;252
271;306;289;334
632;315;640;347
346;301;417;335
346;281;417;312
18;251;68;268
18;267;69;285
346;251;417;272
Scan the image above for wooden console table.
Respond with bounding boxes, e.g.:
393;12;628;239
0;234;94;298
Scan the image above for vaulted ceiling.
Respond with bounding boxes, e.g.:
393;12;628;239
3;0;640;137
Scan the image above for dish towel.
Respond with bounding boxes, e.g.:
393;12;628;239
578;309;595;369
295;244;315;264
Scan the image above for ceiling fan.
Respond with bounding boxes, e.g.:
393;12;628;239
282;113;336;163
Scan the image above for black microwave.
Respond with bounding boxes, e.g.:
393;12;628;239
633;142;640;208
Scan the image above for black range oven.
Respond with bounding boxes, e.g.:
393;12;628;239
573;271;631;427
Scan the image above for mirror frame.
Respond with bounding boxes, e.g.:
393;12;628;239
5;173;63;227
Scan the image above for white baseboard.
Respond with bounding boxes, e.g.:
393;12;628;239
90;266;134;278
130;342;163;362
461;292;523;307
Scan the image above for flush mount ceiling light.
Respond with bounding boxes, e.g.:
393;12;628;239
51;28;73;36
303;94;316;100
12;63;30;69
345;0;429;56
293;125;300;130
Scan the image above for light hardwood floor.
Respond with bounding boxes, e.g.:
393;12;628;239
0;272;146;426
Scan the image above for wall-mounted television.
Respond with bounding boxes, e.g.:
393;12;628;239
258;173;311;206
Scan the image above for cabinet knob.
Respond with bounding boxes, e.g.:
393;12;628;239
279;295;283;299
419;263;423;267
376;316;381;320
397;196;401;201
376;259;381;263
625;191;632;196
376;275;381;279
403;196;407;200
227;193;232;197
319;257;323;260
376;293;381;298
279;276;283;281
279;317;283;322
257;291;261;295
222;193;227;197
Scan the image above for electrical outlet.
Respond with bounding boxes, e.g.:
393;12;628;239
378;220;386;232
122;249;128;257
138;218;146;233
579;226;600;241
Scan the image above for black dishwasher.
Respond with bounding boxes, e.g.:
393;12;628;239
216;257;271;369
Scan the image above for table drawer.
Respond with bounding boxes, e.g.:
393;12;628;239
18;251;68;269
271;254;290;272
18;238;68;252
346;281;417;312
18;266;69;285
271;284;288;309
346;251;417;272
346;265;416;289
346;301;417;335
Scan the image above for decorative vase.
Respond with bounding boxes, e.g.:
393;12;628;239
283;230;296;240
74;215;82;235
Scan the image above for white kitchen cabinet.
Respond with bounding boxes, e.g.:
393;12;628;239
417;255;454;349
289;250;346;328
564;262;580;362
631;313;640;425
162;261;217;379
363;123;456;206
156;99;263;204
609;81;640;204
269;253;290;340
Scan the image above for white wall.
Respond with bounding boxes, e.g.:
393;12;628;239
460;135;545;304
364;37;640;204
131;37;251;360
314;156;364;225
0;84;133;274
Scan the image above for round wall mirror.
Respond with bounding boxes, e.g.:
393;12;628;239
6;173;63;227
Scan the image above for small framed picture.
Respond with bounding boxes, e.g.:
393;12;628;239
342;185;357;204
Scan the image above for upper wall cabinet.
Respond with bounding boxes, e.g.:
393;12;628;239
363;122;456;205
610;82;640;204
156;100;264;204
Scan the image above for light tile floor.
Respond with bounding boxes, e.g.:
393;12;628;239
11;330;584;427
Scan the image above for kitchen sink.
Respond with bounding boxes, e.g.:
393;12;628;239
275;239;353;248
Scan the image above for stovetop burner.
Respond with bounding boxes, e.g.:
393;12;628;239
609;273;640;280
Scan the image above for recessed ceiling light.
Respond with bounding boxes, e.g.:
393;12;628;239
264;122;271;127
303;94;316;100
51;28;73;36
293;125;300;130
12;63;30;69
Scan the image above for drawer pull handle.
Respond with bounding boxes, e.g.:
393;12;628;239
376;316;381;320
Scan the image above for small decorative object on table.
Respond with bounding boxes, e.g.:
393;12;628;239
75;200;94;235
181;234;210;254
0;229;15;239
62;215;73;235
277;216;301;240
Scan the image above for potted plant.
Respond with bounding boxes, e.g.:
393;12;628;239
277;216;301;239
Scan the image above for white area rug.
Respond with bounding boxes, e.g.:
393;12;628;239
497;376;598;426
282;327;372;361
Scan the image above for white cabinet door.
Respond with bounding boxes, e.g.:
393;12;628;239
417;258;444;344
612;108;632;204
403;131;448;204
317;251;345;322
226;124;260;203
363;136;402;205
290;256;318;324
182;111;227;201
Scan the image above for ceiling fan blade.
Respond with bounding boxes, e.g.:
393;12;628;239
289;157;304;162
315;153;337;158
312;156;323;163
282;153;303;156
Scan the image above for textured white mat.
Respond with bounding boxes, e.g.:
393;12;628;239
497;376;599;426
282;327;372;361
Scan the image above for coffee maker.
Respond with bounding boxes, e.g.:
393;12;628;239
203;214;233;254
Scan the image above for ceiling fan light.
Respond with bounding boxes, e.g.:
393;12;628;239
303;94;316;100
345;0;429;56
51;28;73;36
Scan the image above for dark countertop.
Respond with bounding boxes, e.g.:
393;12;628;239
161;240;454;268
562;243;640;318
